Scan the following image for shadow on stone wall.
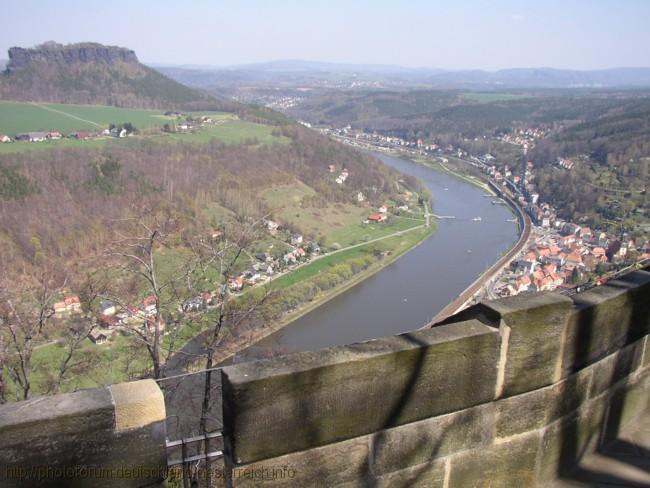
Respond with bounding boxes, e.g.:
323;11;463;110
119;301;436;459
558;275;650;486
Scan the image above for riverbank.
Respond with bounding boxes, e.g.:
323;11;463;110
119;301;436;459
331;137;528;326
428;182;531;324
213;150;519;361
200;223;435;366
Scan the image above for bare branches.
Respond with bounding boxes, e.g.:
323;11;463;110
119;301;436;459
0;271;66;400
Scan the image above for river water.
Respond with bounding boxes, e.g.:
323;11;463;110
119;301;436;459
233;153;519;362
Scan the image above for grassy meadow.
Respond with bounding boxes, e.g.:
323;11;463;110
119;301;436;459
0;101;286;154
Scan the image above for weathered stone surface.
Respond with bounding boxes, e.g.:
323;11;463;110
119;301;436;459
588;338;645;399
537;396;608;484
229;435;369;488
0;383;167;488
449;430;540;488
110;379;166;432
0;387;114;446
372;459;446;488
602;368;650;444
642;335;650;370
546;370;592;424
370;402;495;474
562;271;650;377
497;385;550;438
8;42;138;71
461;292;573;397
222;320;499;465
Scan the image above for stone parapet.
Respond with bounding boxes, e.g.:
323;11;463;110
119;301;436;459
0;379;167;488
221;267;650;487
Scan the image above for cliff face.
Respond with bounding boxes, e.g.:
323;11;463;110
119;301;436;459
0;42;216;110
6;43;139;71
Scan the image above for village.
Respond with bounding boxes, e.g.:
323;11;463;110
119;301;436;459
323;125;650;301
47;160;414;347
0;113;217;145
475;156;650;299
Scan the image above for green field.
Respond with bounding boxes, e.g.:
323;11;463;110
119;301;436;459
0;101;178;134
0;101;286;154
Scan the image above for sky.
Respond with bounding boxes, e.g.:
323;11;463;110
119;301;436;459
1;0;649;70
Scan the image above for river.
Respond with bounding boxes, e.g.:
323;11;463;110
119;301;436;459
232;152;519;362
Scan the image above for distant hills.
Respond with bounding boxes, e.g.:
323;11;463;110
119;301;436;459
0;42;216;109
157;59;650;90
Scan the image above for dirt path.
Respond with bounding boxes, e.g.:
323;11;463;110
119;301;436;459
30;102;103;128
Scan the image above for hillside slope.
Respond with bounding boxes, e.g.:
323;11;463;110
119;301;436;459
0;42;217;110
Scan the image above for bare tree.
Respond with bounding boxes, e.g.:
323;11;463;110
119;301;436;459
0;328;6;404
44;314;98;395
0;272;64;401
187;217;274;487
106;217;200;379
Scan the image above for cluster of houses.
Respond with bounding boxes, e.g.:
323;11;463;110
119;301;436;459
227;226;321;293
163;114;215;133
501;225;649;297
497;127;549;152
366;204;389;223
1;127;134;144
334;167;349;185
52;295;82;315
327;127;434;152
481;157;650;297
50;293;161;345
87;296;164;345
228;243;322;292
557;158;575;170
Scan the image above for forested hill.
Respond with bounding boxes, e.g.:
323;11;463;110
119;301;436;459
0;42;222;110
0;125;407;281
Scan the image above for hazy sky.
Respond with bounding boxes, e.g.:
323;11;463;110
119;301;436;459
1;0;649;70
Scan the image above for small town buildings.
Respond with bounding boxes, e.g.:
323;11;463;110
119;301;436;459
183;297;203;312
368;213;387;222
0;134;11;143
110;128;128;138
228;276;244;291
290;234;303;246
89;331;108;345
378;205;388;214
69;131;92;140
16;132;48;142
142;296;157;316
53;302;68;315
48;131;63;140
283;252;297;265
265;220;279;233
100;300;117;316
98;314;119;329
65;295;82;310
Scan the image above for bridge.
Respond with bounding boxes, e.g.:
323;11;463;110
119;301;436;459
1;266;649;487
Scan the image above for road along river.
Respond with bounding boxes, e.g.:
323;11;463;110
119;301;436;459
233;152;519;362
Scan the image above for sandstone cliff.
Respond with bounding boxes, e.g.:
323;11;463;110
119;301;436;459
0;42;217;110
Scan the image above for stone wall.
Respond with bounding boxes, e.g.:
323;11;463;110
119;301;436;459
220;268;650;487
0;268;648;487
0;379;167;488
